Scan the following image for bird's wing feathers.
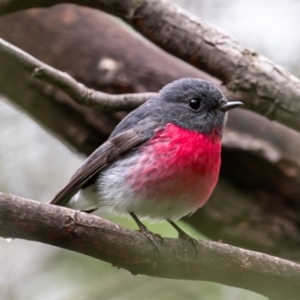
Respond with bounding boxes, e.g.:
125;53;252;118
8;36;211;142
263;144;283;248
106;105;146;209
50;129;148;206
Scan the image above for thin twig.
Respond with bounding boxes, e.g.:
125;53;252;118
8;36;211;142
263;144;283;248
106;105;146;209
0;37;156;111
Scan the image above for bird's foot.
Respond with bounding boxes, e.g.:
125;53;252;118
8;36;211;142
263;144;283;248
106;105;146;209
178;230;200;253
167;219;200;254
137;226;162;253
130;212;162;253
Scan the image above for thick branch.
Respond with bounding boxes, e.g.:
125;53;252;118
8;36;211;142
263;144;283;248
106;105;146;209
1;192;300;300
1;1;300;132
0;37;155;111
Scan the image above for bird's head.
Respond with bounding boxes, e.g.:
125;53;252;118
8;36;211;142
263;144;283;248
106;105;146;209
156;78;243;138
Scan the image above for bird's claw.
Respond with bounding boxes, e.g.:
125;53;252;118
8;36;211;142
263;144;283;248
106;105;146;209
178;230;200;253
167;219;200;254
130;212;162;254
137;226;162;253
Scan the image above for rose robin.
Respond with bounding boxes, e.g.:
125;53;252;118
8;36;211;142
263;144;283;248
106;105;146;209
50;78;242;243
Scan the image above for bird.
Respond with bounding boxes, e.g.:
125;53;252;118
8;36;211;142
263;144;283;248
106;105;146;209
50;78;242;244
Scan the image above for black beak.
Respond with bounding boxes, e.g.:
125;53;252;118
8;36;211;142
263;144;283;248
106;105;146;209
219;101;243;112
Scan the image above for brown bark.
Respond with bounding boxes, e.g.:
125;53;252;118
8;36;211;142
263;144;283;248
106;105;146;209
1;192;300;300
1;0;300;133
0;5;300;262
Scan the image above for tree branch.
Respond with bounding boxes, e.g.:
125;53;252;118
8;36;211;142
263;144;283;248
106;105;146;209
0;192;300;300
1;0;300;132
0;37;156;111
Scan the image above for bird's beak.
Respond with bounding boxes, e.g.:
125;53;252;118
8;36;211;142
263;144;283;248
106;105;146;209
219;101;243;112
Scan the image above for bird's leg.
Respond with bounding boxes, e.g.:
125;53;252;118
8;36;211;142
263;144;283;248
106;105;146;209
167;219;200;252
130;212;162;251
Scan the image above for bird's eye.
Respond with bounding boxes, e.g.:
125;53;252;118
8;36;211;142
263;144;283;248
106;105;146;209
189;98;201;111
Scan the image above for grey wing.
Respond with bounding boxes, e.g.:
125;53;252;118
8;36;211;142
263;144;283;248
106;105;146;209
50;129;148;206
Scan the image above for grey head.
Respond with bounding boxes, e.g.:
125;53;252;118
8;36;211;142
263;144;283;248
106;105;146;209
154;78;242;136
111;78;242;139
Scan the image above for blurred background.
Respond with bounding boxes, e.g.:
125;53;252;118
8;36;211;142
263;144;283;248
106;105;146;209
2;0;300;299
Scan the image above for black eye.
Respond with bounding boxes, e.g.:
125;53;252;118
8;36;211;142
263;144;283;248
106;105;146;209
189;98;201;111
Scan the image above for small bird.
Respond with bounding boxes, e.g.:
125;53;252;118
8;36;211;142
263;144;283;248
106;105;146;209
50;78;242;243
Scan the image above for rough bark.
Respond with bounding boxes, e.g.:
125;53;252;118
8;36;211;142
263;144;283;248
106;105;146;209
1;192;300;300
1;0;300;133
0;6;300;262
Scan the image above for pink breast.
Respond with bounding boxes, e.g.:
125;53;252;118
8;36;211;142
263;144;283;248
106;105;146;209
126;123;221;208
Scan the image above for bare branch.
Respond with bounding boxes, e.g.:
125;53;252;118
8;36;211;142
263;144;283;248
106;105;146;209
0;192;300;300
0;37;156;111
1;0;300;132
